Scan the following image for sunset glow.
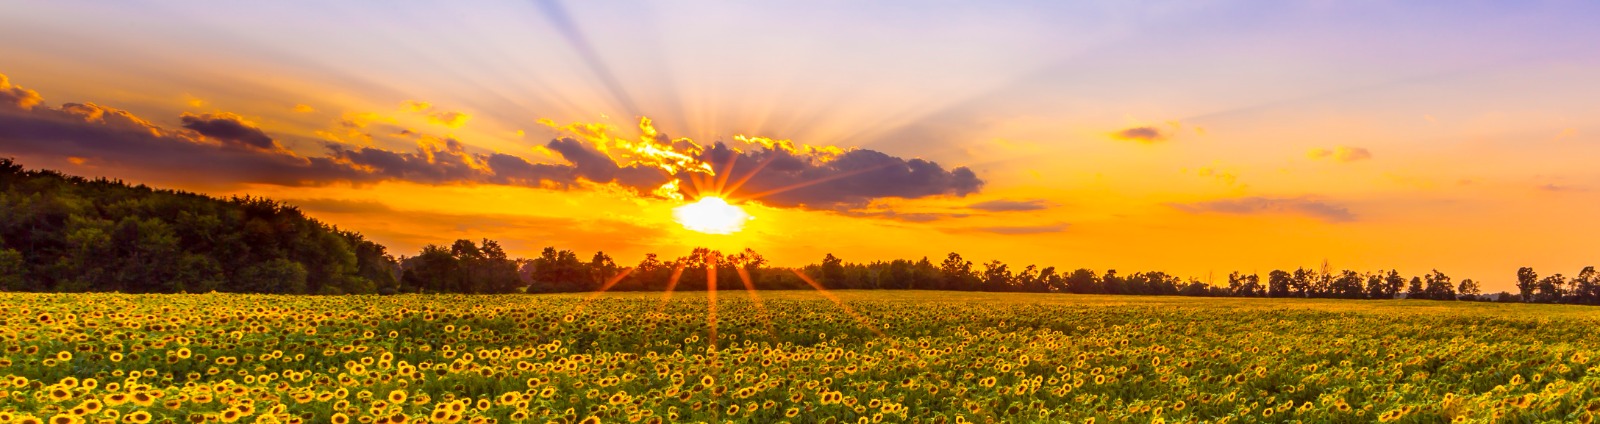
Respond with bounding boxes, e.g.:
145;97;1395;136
0;1;1597;291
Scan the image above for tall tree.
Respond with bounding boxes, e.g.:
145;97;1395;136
1574;266;1599;304
1424;269;1456;301
1516;267;1538;302
939;253;977;291
1383;270;1406;299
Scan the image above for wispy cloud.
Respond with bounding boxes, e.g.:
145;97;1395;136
1109;126;1168;143
1538;183;1587;193
1169;196;1357;223
1308;146;1373;163
967;198;1054;212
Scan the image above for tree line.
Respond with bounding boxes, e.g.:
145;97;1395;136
4;158;1597;305
0;159;396;294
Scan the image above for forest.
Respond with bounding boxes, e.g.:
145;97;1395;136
4;158;1598;304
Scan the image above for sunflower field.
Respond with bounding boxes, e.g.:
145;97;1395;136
3;291;1600;423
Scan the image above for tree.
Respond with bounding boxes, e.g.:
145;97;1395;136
1424;269;1455;301
1240;273;1263;297
939;253;977;291
0;160;395;294
173;254;224;293
820;253;846;288
981;260;1013;292
532;247;587;292
1102;270;1127;294
1536;274;1567;303
1383;270;1406;299
1333;270;1365;299
1365;273;1387;299
0;248;23;291
588;251;620;290
402;245;458;293
237;259;308;294
1290;268;1314;297
1267;270;1292;298
1456;278;1481;301
1516;267;1538;303
1065;268;1098;294
1573;266;1599;304
1406;276;1425;299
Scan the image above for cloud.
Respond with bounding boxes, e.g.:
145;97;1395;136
694;142;984;209
835;209;971;222
0;78;360;187
180;112;280;151
398;100;470;128
401;100;432;112
1168;197;1357;223
0;74;44;109
967;198;1053;212
428;111;470;128
1110;126;1167;143
0;72;985;211
1538;183;1587;193
292;104;315;113
1196;167;1239;185
1308;146;1373;163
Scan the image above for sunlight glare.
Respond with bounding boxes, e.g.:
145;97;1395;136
673;196;751;234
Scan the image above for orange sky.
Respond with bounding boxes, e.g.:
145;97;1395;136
3;1;1599;291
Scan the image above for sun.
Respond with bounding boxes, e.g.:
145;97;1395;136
673;196;751;234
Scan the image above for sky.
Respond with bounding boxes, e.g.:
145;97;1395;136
2;1;1598;291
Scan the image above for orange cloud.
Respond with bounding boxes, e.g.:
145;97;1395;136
1110;126;1168;143
428;111;470;128
1169;196;1356;223
1308;146;1373;163
0;74;44;110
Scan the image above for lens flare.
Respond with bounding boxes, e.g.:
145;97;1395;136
673;197;750;234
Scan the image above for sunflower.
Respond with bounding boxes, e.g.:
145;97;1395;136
48;387;72;401
123;411;152;424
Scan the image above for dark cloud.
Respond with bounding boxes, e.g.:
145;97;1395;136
835;209;971;222
1168;197;1357;223
180;112;279;150
694;143;984;209
0;84;361;187
0;74;44;109
0;72;984;210
1110;126;1168;143
544;138;667;189
967;198;1053;212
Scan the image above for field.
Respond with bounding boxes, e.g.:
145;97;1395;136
4;291;1600;423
